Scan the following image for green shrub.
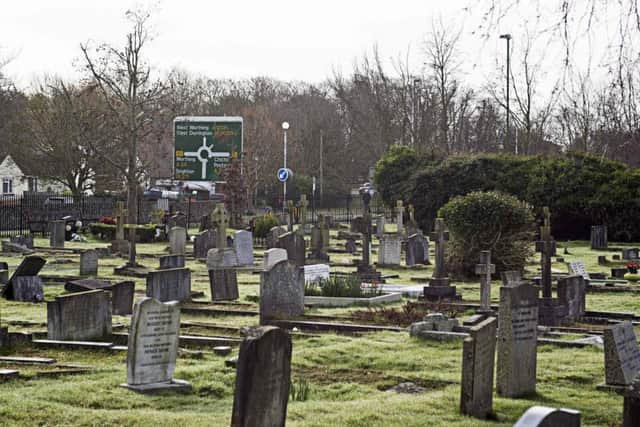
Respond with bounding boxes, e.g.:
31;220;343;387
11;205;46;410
290;377;310;401
439;191;535;277
89;223;157;243
253;213;280;238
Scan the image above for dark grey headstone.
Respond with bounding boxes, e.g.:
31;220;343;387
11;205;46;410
0;262;7;285
557;275;585;321
514;406;581;427
231;326;292;427
209;269;239;301
260;260;304;324
350;216;365;234
65;278;134;316
497;282;538;397
612;267;628;279
146;268;191;303
277;232;305;267
590;225;608;250
267;226;286;249
194;230;216;259
11;255;46;278
79;249;99;276
2;255;46;301
408;233;429;266
345;237;357;254
11;276;44;302
623;248;640;260
2;241;34;254
159;254;185;270
11;235;34;249
624;374;640;427
460;316;497;419
50;220;65;248
604;322;640;386
47;289;112;341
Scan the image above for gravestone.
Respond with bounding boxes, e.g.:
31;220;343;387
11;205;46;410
111;201;128;254
0;262;7;285
623;248;640;260
377;234;401;267
407;233;429;266
375;216;385;239
267;226;286;249
193;229;216;259
121;298;190;393
612;267;628;279
395;200;405;235
260;260;304;324
624;373;640;427
168;226;186;255
356;189;381;283
514;406;581;427
567;261;589;282
603;322;640;386
234;230;254;266
345;237;357;254
501;270;522;286
277;231;305;267
557;275;585;321
211;204;229;249
65;278;134;316
537;207;560;326
475;251;495;313
11;235;34;249
303;264;330;283
199;213;212;231
590;225;608;249
497;282;538;397
299;194;309;232
231;326;291;427
424;218;459;300
167;212;187;230
1;255;46;302
146;268;191;303
2;240;34;254
50;220;65;248
263;248;288;270
79;249;99;276
47;289;112;341
208;269;238;301
159;254;185;270
206;247;238;270
406;204;418;236
460;317;497;419
309;224;329;263
350;216;365;234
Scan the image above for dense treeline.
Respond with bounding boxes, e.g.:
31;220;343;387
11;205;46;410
374;147;640;241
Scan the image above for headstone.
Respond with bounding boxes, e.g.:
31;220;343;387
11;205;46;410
624;373;640;427
623;248;640;260
514;406;581;427
110;239;129;256
211;204;230;249
1;255;46;302
612;267;628;279
263;248;288;270
260;260;304;324
567;261;589;282
590;225;608;249
234;230;254;266
299;194;309;231
303;264;330;283
167;212;187;230
350;216;365;234
345;237;357;254
537;207;559;326
206;247;238;270
308;224;329;263
501;270;522;286
267;226;286;249
115;201;126;240
557;275;585;321
2;241;34;254
50;220;65;248
407;233;429;266
424;218;459;300
277;231;305;267
65;278;134;316
199;214;212;232
375;216;386;239
47;290;112;341
11;235;34;249
377;234;401;266
406;204;419;236
79;249;99;276
208;269;239;301
497;282;538;397
168;226;186;255
0;261;7;285
193;229;216;259
146;268;191;303
395;200;405;235
460;317;497;419
603;322;640;386
121;298;190;393
357;189;381;283
475;251;496;313
231;326;291;427
159;254;185;270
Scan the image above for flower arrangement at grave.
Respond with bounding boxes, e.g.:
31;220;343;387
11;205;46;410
624;262;640;282
100;216;116;225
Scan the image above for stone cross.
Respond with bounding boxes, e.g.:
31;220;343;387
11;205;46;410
475;251;496;313
115;201;126;240
299;195;309;229
362;192;373;267
396;200;405;235
535;206;556;298
287;199;295;231
211;205;229;249
430;218;449;279
408;204;415;224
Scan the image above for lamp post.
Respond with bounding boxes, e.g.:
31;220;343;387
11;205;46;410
500;33;512;152
282;121;289;213
412;78;421;146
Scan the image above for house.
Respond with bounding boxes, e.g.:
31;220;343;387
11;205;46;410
0;154;67;195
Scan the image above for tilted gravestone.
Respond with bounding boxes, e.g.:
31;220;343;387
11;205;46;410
234;230;254;266
193;229;216;259
277;231;305;267
47;289;112;341
65;278;134;316
121;298;191;393
231;326;292;427
377;234;401;267
1;255;46;302
460;316;497;419
159;254;185;270
263;248;288;270
590;225;608;250
497;282;538;397
79;249;99;276
514;406;581;427
50;220;65;248
567;261;589;282
604;321;640;386
168;226;187;255
260;260;304;325
557;275;585;322
146;268;191;303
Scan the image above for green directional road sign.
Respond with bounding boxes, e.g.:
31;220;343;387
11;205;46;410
173;116;243;182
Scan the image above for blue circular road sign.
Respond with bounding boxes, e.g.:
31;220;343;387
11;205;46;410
277;168;292;182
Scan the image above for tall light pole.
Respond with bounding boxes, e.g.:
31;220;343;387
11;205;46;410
282;121;289;213
500;33;512;152
412;78;421;146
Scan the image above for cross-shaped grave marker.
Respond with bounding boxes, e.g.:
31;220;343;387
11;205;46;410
430;217;449;281
535;207;556;298
396;200;405;235
211;205;229;249
115;201;126;240
287;200;295;231
299;195;309;229
475;250;496;313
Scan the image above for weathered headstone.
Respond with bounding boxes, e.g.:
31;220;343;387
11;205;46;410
159;254;185;270
277;231;305;267
460;317;497;419
79;249;99;276
377;234;401;267
146;268;191;303
407;233;429;266
50;220;65;248
47;289;112;341
557;275;585;321
624;373;640;427
350;216;365;234
263;248;288;270
375;215;385;239
303;264;330;283
11;235;34;249
65;278;134;316
475;251;496;313
309;224;329;263
567;261;589;282
208;269;239;301
1;255;46;302
234;230;254;266
168;226;186;255
193;229;216;259
206;247;238;270
603;322;640;386
395;200;405;235
537;207;560;326
424;218;459;300
590;225;608;249
121;298;190;393
260;260;304;324
623;248;640;260
299;194;309;231
514;406;581;427
199;213;212;231
267;226;286;249
501;270;522;286
0;261;8;285
356;189;381;283
231;326;291;427
497;282;538;397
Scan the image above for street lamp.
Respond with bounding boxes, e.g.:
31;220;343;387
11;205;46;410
412;78;421;146
282;121;289;213
499;33;512;153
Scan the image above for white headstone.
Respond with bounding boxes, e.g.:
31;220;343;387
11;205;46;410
303;264;330;283
234;230;254;266
263;248;288;270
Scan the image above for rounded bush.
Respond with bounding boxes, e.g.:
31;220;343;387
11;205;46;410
439;191;534;277
253;213;280;238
